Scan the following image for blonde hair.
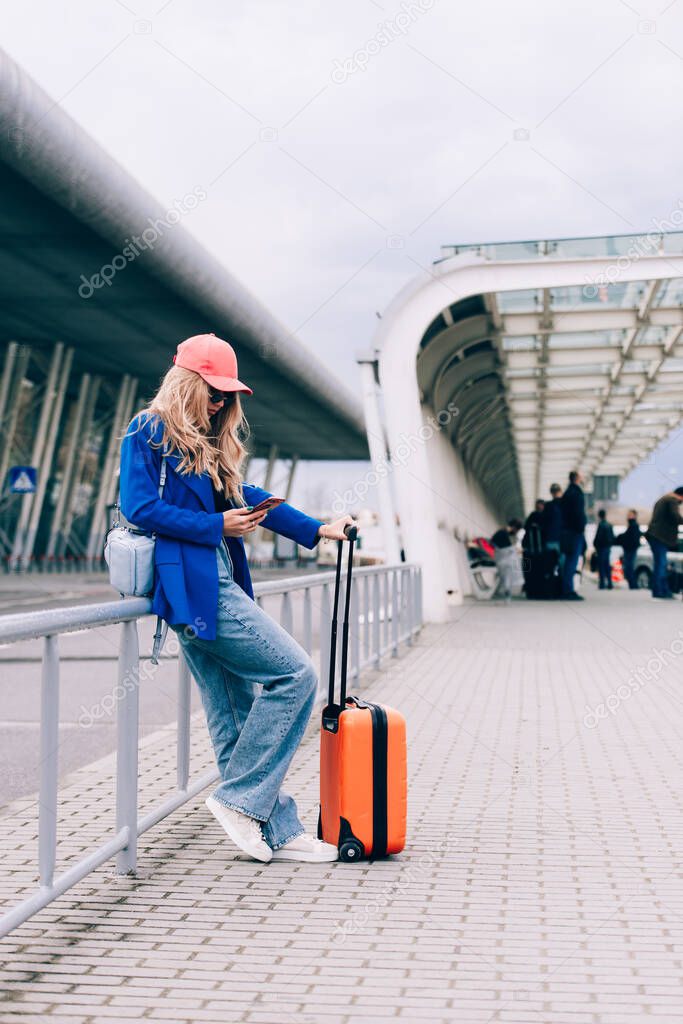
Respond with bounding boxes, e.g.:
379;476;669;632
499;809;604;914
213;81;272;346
137;365;249;502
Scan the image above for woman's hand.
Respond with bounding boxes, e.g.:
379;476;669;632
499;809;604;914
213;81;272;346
318;515;357;542
222;507;268;537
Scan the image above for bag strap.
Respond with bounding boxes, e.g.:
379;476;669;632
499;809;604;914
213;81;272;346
114;447;167;526
150;449;169;663
148;450;168;539
158;453;167;497
150;617;168;666
109;446;170;664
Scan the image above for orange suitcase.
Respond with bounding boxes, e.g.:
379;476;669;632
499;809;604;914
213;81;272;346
318;527;407;862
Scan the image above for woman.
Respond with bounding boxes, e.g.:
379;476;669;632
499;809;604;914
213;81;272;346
490;518;523;602
120;333;354;864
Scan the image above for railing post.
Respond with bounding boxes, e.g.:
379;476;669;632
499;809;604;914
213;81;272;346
39;635;59;889
363;575;370;665
372;572;381;668
177;648;191;792
413;567;421;634
383;571;390;654
116;619;140;874
391;569;399;657
303;587;312;655
351;578;360;682
412;567;419;635
396;568;404;643
319;581;331;701
281;590;293;636
404;568;413;646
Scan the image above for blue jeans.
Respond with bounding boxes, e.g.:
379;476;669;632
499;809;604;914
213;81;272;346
622;548;637;589
649;537;671;598
596;547;612;589
172;542;318;849
561;532;584;595
545;540;563;581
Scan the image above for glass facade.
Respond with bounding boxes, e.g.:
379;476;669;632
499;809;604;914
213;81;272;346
439;230;683;262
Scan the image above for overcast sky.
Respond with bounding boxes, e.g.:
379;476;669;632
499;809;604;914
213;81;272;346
5;0;683;512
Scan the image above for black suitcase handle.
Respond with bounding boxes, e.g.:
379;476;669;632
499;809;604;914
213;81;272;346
326;523;357;716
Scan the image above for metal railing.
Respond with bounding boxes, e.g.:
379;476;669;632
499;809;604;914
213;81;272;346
0;561;422;937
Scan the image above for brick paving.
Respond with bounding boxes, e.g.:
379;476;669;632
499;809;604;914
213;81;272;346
2;588;683;1022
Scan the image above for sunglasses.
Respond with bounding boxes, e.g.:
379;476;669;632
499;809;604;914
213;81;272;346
207;388;233;404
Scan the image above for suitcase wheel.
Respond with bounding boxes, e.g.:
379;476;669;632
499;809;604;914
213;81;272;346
339;839;364;863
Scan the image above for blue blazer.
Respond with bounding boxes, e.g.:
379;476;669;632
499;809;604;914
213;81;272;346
119;412;323;640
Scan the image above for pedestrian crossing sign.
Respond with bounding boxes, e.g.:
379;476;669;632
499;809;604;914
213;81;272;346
8;466;37;493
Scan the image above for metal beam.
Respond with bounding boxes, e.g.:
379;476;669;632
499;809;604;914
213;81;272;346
284;455;299;502
9;343;64;571
46;372;92;559
58;375;101;557
85;375;134;566
262;444;278;491
501;306;683;336
0;343;30;498
20;347;74;570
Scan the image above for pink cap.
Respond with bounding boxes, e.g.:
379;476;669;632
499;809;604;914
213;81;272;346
173;333;253;395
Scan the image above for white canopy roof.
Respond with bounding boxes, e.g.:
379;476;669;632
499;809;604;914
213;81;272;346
420;234;683;510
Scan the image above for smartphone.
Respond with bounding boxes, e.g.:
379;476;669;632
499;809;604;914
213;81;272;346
248;497;285;515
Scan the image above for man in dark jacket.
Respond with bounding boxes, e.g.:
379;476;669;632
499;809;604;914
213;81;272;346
645;488;683;598
617;510;641;590
542;484;563;551
594;509;615;590
522;500;545;555
560;470;587;600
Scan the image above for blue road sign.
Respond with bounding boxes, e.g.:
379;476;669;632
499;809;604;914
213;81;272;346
8;466;37;493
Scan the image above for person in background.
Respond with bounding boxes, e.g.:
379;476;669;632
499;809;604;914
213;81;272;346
491;518;523;602
542;483;563;561
645;487;683;599
524;499;545;536
617;509;642;590
560;470;587;600
594;509;615;590
491;519;523;550
522;499;545;564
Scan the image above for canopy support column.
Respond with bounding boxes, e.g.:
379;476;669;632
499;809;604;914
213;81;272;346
357;353;401;566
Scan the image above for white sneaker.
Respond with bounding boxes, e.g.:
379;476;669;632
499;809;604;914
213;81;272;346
271;832;338;862
205;796;272;863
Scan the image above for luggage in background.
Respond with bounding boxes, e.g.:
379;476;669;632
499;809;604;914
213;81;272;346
525;546;561;600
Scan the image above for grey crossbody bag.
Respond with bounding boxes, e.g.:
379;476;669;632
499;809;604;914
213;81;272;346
104;453;168;664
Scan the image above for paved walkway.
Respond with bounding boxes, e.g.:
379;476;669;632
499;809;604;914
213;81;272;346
2;587;683;1022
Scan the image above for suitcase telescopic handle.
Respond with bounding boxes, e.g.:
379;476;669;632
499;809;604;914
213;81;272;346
327;523;357;711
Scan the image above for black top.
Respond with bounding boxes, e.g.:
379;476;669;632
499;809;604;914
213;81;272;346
594;521;615;550
523;510;544;532
561;482;587;533
522;511;543;552
542;498;563;544
212;480;235;514
491;528;512;549
618;520;641;552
